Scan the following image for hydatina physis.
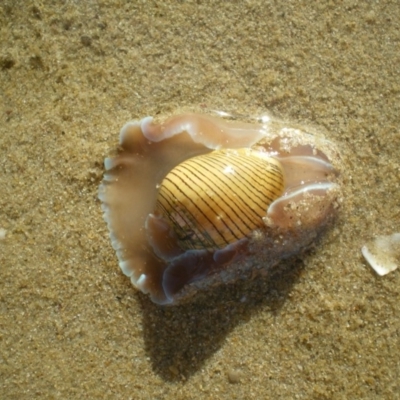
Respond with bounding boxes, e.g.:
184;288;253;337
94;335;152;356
99;112;341;305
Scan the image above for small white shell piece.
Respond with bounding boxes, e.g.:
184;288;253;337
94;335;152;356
0;228;6;240
361;233;400;275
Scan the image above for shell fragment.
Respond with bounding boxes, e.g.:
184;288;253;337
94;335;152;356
361;233;400;276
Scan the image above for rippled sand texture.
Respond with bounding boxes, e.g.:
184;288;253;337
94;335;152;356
1;1;399;399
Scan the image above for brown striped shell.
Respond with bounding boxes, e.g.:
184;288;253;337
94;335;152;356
155;148;285;251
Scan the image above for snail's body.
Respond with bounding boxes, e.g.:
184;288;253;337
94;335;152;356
99;113;340;305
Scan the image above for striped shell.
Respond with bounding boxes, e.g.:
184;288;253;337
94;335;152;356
155;148;285;251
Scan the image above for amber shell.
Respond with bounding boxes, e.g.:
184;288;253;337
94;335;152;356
155;148;285;251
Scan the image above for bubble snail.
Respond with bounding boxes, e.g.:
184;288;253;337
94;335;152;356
99;113;341;305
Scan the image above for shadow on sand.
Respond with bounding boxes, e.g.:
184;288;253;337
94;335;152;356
132;255;307;381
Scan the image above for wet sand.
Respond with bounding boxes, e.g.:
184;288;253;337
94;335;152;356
1;1;399;398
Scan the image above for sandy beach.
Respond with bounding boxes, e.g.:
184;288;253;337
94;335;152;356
1;1;399;398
